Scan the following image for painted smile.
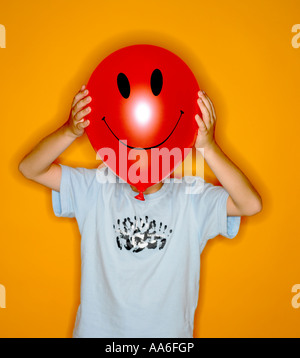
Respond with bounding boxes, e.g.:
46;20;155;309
101;110;184;150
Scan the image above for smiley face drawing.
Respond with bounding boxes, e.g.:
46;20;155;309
85;44;200;199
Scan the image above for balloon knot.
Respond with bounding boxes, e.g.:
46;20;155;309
134;191;145;201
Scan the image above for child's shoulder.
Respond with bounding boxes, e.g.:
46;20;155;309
165;175;209;198
60;164;99;188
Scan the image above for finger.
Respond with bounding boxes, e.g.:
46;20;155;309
78;119;90;129
197;98;211;129
72;89;89;109
72;95;92;115
198;91;213;120
72;86;89;108
74;106;91;122
195;114;207;132
203;93;216;120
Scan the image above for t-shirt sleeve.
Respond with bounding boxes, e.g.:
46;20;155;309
186;176;241;251
51;164;97;218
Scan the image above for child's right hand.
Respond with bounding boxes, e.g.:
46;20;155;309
66;85;91;138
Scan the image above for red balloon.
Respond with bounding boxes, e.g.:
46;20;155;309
85;44;200;200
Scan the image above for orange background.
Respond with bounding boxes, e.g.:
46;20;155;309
1;0;300;338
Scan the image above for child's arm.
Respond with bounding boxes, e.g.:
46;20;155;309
195;90;262;217
18;85;91;192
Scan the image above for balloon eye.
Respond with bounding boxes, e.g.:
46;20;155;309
117;73;130;99
150;69;163;96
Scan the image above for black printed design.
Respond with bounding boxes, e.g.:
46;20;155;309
113;216;172;253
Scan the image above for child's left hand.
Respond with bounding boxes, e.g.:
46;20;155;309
194;90;217;150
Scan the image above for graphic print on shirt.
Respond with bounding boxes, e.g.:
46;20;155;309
113;216;173;253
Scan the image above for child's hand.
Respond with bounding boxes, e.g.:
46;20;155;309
66;85;91;138
194;90;216;150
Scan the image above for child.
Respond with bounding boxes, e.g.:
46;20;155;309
19;85;262;338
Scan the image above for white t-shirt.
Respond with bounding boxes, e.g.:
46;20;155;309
52;164;240;338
